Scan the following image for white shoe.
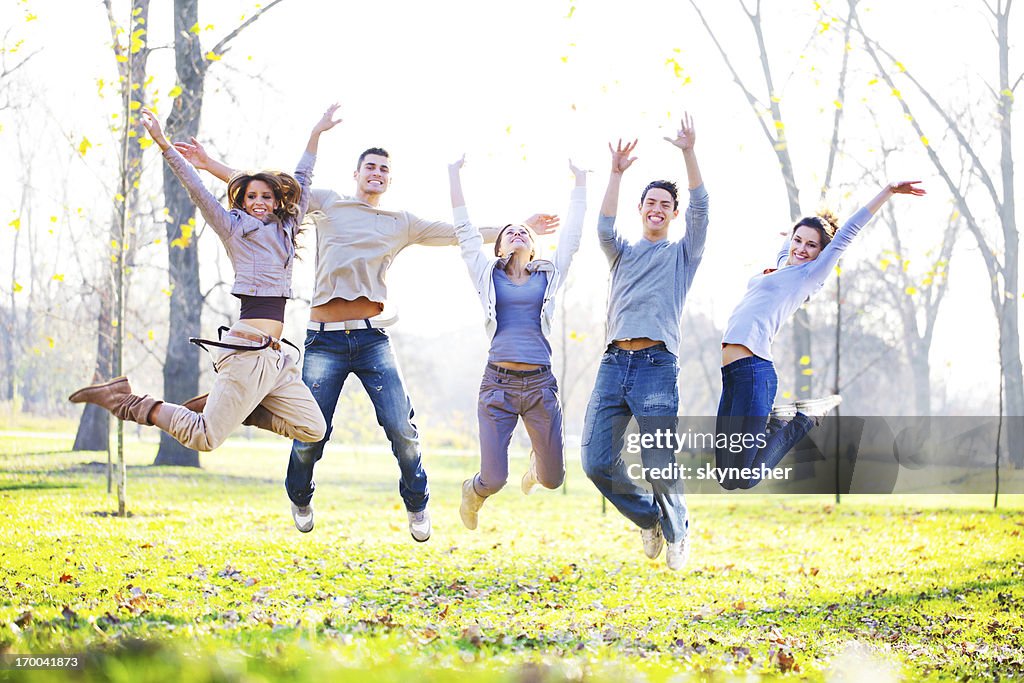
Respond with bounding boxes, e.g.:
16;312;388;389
641;522;664;559
769;402;798;419
665;535;690;570
407;508;431;542
290;501;314;533
795;394;842;425
459;478;486;530
521;450;540;495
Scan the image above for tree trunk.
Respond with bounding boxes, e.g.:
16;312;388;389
153;0;205;467
75;0;152;452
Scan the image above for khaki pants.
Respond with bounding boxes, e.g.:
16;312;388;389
167;322;327;451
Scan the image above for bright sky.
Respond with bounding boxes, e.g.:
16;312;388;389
1;0;1019;411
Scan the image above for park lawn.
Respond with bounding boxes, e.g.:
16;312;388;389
0;431;1022;682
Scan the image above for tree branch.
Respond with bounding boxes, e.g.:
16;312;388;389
208;0;288;58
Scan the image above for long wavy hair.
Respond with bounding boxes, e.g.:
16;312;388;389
227;171;304;250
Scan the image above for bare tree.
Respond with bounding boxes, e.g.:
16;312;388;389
153;0;286;467
73;0;153;452
850;0;1023;462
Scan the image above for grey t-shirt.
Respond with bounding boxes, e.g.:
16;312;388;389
598;184;709;357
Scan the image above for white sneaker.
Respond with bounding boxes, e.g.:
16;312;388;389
665;535;690;570
407;508;431;542
290;502;314;533
521;450;540;495
640;522;664;559
459;478;486;530
770;402;798;419
795;394;842;425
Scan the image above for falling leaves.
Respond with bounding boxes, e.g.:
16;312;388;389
78;137;92;157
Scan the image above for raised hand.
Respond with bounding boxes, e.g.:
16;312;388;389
525;213;560;235
139;107;169;150
172;137;210;170
448;153;466;175
664;112;696;152
312;103;342;135
889;180;926;196
569;158;587;185
608;139;638;175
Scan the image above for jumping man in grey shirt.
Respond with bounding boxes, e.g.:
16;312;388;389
580;113;709;571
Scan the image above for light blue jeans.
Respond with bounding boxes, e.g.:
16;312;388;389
285;328;428;512
581;345;687;543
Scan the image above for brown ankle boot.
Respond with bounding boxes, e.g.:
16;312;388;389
182;392;273;431
69;376;132;407
69;376;161;426
243;404;276;431
182;393;209;413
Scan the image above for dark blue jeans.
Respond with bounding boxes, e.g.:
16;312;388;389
715;356;813;489
285;328;428;512
580;345;687;543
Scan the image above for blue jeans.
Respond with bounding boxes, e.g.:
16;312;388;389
581;345;688;543
285;328;428;512
715;356;814;490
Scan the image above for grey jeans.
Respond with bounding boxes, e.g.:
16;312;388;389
473;365;565;497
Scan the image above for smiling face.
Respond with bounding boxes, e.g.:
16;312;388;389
496;224;536;259
787;226;825;266
638;187;679;238
354;154;390;197
242;179;277;219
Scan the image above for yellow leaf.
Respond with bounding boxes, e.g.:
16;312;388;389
818;20;831;33
52;274;64;282
78;137;92;156
920;135;929;146
129;100;141;111
774;120;785;129
802;368;814;376
770;95;781;103
567;5;575;18
12;281;22;293
47;337;55;349
148;330;155;341
903;259;910;272
905;286;918;296
560;56;568;63
799;355;811;366
894;61;906;72
205;51;221;62
922;277;933;286
879;258;890;271
505;125;512;135
782;391;793;399
189;22;201;34
834;265;842;276
25;12;37;21
114;193;125;202
116;54;128;63
9;218;20;230
867;78;879;85
168;85;182;98
833;100;843;110
774;142;787;151
138;137;153;149
161;288;173;297
891;88;902;98
800;385;810;392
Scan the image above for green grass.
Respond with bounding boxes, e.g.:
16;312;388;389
0;430;1022;682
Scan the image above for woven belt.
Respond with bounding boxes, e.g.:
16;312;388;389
486;362;550;378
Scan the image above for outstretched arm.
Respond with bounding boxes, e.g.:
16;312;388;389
863;181;926;216
140;107;235;241
172;137;237;183
807;180;926;282
663;112;702;190
306;103;342;155
449;154;467;209
601;138;637;218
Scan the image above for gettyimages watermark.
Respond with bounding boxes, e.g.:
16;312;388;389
602;415;1024;495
